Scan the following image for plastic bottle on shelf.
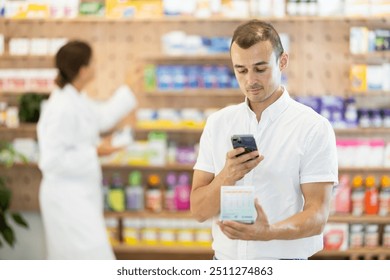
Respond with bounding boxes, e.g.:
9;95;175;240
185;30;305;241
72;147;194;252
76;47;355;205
364;176;379;215
334;174;351;214
159;219;176;246
174;172;191;211
141;218;159;245
125;171;144;211
102;178;110;211
146;174;163;213
164;172;177;211
383;109;390;128
383;225;390;248
349;224;364;249
177;219;194;246
379;175;390;216
344;98;358;128
351;175;365;216
105;218;120;246
0;102;7;126
108;173;125;212
364;224;379;248
123;218;141;246
194;220;212;247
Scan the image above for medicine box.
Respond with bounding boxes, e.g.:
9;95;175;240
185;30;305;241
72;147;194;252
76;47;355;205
220;186;256;224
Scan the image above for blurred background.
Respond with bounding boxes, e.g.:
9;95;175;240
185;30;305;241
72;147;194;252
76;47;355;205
1;0;390;260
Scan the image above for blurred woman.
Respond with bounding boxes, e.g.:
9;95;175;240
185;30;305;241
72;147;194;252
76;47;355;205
38;40;137;259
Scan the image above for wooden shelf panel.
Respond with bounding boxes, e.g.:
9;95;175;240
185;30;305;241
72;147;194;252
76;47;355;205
328;215;390;224
351;51;390;60
0;55;54;60
334;127;390;135
135;126;203;134
1;15;389;23
351;91;390;96
102;163;194;171
113;244;212;254
144;89;242;97
339;167;390;172
0;90;51;96
314;248;390;257
105;211;193;219
143;53;230;61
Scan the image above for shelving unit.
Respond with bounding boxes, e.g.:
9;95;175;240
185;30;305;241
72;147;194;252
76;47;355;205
1;13;390;260
143;53;231;61
144;89;242;97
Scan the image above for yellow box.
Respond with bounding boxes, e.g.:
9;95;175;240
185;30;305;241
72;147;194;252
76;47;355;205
350;64;367;93
105;0;162;18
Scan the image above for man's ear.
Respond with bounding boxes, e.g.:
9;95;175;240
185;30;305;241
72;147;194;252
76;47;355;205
279;53;289;71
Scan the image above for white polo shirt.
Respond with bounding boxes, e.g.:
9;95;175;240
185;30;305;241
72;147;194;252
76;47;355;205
194;89;338;260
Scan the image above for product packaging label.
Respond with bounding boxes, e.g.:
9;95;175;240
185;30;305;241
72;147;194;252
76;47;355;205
220;185;256;224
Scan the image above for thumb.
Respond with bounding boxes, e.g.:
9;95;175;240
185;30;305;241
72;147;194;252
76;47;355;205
255;198;268;224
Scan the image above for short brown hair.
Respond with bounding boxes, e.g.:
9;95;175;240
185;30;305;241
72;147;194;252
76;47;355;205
55;40;92;88
231;20;284;60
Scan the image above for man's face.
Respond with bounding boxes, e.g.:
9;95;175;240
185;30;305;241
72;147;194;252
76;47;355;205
231;41;283;104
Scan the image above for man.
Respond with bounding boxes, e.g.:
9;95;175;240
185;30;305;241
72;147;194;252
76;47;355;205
191;20;338;260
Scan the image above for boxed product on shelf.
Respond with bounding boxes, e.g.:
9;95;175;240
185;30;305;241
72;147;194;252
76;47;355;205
79;1;105;16
161;31;231;55
370;0;390;16
350;64;367;92
120;217;212;247
323;223;349;251
4;0;46;19
9;38;30;56
350;63;390;92
337;138;386;167
29;38;49;56
0;68;56;91
106;0;162;18
136;108;206;129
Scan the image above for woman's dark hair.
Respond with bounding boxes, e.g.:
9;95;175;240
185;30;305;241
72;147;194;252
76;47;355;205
231;20;284;60
55;40;92;88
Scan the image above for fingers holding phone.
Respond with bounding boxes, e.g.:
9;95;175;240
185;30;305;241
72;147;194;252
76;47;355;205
221;135;264;185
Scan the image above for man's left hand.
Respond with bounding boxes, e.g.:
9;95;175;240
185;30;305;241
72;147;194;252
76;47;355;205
217;199;272;241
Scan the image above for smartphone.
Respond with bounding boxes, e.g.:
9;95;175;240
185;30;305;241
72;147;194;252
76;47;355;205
231;134;258;158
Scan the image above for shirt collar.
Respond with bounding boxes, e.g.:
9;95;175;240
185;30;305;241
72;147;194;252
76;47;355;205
243;87;291;123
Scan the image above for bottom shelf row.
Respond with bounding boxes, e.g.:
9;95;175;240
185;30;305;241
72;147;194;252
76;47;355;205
105;216;390;259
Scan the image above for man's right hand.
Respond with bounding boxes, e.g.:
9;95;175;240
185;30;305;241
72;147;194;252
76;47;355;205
220;148;264;186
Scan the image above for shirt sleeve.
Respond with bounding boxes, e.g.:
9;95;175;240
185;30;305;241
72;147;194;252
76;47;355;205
193;117;215;174
299;118;339;185
85;85;138;133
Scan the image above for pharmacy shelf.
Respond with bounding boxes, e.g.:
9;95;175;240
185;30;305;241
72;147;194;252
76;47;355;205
0;124;38;139
0;90;51;96
143;53;230;61
113;244;212;255
1;15;390;23
351;51;390;60
102;163;194;172
334;127;390;135
338;167;390;173
144;89;242;97
328;215;390;224
0;54;54;60
314;248;390;258
134;127;203;135
104;210;193;219
352;90;390;96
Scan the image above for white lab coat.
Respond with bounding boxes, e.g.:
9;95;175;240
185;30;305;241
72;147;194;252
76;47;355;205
37;84;137;259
